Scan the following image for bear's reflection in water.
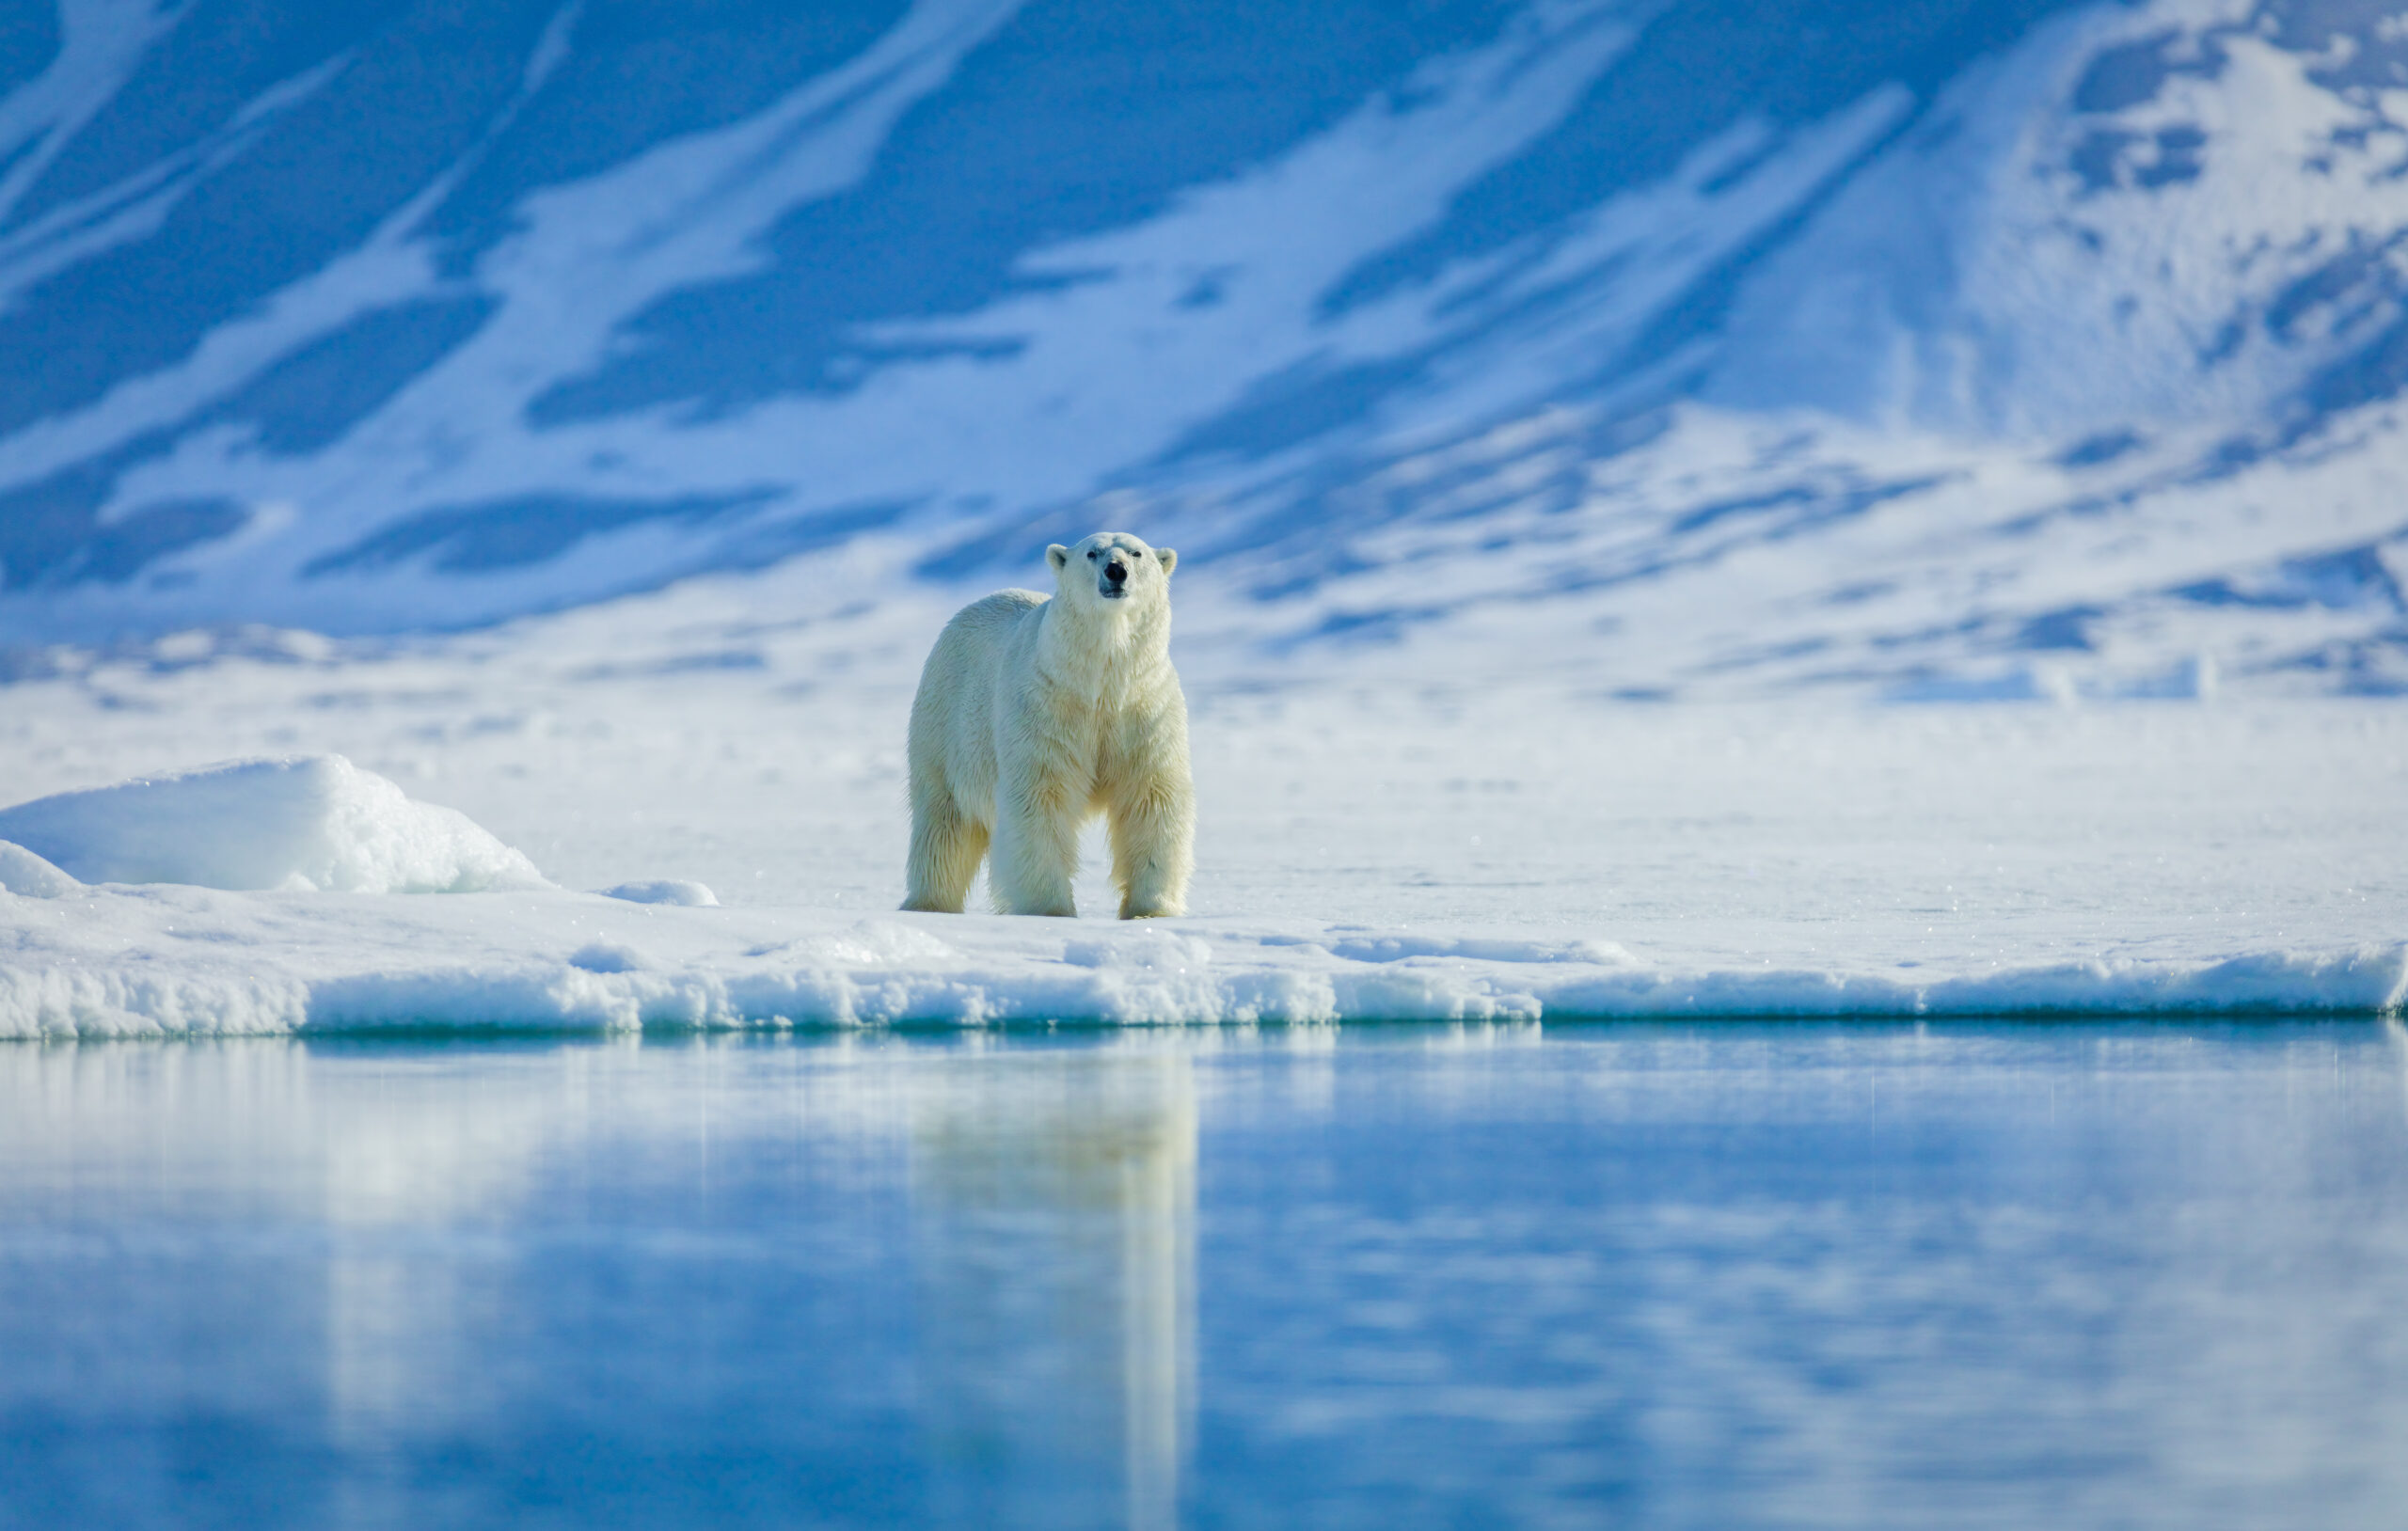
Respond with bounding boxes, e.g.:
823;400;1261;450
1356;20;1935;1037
911;1051;1196;1531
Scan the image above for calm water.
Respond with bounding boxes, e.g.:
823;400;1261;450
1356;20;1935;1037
4;1022;2405;1530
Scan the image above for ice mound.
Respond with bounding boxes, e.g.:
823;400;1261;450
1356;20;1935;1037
0;756;551;894
568;940;652;973
0;842;78;898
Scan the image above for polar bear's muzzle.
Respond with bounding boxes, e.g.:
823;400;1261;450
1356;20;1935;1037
1099;558;1132;597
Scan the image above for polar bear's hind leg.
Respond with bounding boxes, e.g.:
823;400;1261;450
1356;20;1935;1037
902;789;988;914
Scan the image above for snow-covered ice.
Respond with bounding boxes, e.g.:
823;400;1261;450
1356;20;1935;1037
2;561;2400;1037
0;754;548;894
4;885;2400;1039
0;840;75;899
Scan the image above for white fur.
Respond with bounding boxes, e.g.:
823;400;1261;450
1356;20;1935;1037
903;532;1196;919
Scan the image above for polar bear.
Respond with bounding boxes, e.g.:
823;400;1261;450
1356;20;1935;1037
902;532;1195;919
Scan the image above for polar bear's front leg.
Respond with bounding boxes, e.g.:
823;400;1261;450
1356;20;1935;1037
1108;770;1195;920
990;761;1083;917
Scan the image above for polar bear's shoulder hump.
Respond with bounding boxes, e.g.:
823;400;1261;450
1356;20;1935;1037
946;588;1047;634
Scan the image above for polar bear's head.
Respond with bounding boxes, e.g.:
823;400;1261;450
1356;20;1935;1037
1047;532;1178;610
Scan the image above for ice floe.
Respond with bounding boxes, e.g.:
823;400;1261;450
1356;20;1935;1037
0;886;2398;1039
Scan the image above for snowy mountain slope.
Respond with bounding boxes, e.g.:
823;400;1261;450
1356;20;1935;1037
0;0;2403;694
1141;397;2408;700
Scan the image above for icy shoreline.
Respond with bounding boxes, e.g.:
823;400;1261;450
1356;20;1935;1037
3;886;2400;1039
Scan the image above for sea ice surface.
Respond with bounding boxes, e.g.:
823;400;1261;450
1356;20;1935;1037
0;569;2399;1036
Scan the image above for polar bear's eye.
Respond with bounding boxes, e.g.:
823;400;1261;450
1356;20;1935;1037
1086;550;1098;560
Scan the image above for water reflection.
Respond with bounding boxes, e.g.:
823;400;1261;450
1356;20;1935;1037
2;1024;2406;1530
913;1051;1194;1531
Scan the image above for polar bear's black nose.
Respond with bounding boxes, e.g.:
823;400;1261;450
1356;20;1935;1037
1105;560;1129;585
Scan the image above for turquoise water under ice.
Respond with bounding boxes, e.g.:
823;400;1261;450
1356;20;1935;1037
5;1022;2406;1529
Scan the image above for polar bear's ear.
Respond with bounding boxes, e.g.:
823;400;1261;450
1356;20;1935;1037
1156;548;1178;577
1047;544;1069;573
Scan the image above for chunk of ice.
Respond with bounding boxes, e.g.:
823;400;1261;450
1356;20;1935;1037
0;756;549;894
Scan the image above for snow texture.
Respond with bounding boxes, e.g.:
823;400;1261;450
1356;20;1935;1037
0;841;76;898
0;755;551;893
601;879;721;907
